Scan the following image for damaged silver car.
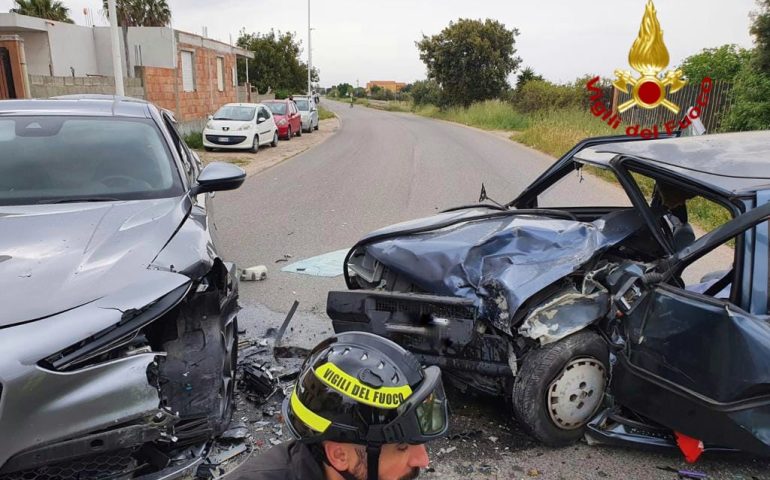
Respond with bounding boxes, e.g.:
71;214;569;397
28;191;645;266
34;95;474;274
328;131;770;458
0;96;245;478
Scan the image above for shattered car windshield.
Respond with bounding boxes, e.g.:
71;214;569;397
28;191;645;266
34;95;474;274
213;106;256;121
0;117;183;205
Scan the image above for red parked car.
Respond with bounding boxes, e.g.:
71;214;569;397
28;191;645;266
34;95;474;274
264;100;302;140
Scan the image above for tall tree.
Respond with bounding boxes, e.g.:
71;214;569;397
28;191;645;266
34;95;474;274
751;0;770;74
102;0;172;78
417;18;521;106
10;0;73;23
237;29;318;94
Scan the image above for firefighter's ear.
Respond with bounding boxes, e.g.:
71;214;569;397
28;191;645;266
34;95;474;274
323;441;361;473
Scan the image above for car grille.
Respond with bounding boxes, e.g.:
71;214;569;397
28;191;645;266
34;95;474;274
2;449;138;480
374;298;475;320
205;134;247;145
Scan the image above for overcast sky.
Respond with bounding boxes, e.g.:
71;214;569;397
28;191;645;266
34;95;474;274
1;0;758;86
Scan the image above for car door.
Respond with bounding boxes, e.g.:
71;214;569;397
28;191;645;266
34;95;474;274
290;102;300;132
257;107;272;142
611;200;770;456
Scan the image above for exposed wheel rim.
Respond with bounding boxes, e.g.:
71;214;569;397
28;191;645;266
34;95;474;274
547;357;606;430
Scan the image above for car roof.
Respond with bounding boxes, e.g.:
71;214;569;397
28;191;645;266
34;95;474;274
574;130;770;195
220;102;262;108
0;95;152;118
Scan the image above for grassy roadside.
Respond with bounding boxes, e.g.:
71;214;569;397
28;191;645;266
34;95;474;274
318;105;336;120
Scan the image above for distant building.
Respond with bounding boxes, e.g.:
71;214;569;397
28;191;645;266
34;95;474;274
0;12;256;132
366;80;406;93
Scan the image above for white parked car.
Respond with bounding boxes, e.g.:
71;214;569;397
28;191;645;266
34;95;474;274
294;96;319;133
203;103;279;152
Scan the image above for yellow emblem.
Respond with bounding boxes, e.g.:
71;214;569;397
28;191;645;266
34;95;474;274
613;0;686;114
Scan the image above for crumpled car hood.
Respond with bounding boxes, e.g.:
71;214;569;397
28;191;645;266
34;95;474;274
362;209;643;327
0;197;189;327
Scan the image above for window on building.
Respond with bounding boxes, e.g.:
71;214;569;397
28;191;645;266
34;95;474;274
232;65;237;87
181;51;195;92
216;57;224;92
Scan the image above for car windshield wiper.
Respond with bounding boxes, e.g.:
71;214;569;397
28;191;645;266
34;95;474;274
40;197;122;204
213;117;231;120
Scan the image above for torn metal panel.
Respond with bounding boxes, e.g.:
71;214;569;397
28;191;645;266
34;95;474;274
518;279;610;345
360;209;643;330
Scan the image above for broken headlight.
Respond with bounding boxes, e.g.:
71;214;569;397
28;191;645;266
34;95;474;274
40;283;190;371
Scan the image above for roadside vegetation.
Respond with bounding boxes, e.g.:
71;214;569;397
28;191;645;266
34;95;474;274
317;105;336;120
183;131;203;149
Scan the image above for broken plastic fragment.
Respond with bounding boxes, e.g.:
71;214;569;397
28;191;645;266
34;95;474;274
675;432;704;463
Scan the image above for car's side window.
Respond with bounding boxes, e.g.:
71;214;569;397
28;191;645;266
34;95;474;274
162;115;196;185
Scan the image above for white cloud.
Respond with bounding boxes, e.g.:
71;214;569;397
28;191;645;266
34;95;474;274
0;0;756;86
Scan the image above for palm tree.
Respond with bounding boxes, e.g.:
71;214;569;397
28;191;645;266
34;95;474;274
102;0;172;77
10;0;74;23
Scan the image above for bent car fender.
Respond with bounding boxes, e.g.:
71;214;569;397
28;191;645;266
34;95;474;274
518;281;610;345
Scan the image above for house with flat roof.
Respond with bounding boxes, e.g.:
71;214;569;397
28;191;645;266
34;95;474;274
0;13;256;131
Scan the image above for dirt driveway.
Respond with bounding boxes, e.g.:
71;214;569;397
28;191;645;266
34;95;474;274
197;116;340;177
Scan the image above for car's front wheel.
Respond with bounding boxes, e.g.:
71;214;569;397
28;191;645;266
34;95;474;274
158;306;238;441
511;331;608;446
250;135;259;153
271;131;278;147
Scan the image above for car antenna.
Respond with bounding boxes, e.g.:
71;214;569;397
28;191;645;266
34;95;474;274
478;183;506;209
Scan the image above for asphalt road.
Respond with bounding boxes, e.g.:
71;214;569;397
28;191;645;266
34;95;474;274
215;100;769;479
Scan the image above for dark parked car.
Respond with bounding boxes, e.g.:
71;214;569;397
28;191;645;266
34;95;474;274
328;131;770;459
0;96;245;478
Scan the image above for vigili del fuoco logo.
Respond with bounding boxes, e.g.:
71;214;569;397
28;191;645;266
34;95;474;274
586;0;712;138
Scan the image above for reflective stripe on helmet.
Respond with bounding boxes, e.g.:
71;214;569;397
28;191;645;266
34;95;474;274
315;362;413;409
290;390;331;433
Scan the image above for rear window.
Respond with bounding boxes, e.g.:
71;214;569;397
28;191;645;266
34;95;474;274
265;103;287;115
0;116;183;205
213;105;256;121
296;100;310;111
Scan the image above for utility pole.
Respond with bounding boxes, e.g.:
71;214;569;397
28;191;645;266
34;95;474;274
307;0;312;96
108;0;125;96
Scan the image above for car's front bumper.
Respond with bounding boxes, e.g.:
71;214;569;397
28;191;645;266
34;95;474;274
0;272;189;475
203;130;253;149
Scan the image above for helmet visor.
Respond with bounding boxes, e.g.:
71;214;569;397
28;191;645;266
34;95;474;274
415;379;447;436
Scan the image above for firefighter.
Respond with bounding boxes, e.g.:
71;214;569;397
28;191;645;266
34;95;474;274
234;331;449;480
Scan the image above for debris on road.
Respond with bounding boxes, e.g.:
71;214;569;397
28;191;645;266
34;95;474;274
240;266;268;281
275;254;293;263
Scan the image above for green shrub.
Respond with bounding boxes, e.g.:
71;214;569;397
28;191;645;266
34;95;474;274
417;99;528;130
274;89;290;100
722;59;770;131
513;79;587;113
184;131;203;149
411;79;443;106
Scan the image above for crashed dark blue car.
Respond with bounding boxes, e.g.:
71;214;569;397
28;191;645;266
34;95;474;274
328;131;770;458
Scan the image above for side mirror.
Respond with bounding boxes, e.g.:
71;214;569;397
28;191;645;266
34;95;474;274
190;162;246;196
207;114;213;120
257;116;266;124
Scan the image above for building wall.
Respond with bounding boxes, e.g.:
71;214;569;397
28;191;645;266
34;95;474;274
28;75;144;99
173;43;237;121
15;31;49;76
93;27;176;77
46;22;99;76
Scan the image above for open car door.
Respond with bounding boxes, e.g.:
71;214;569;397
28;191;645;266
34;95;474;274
610;201;770;457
